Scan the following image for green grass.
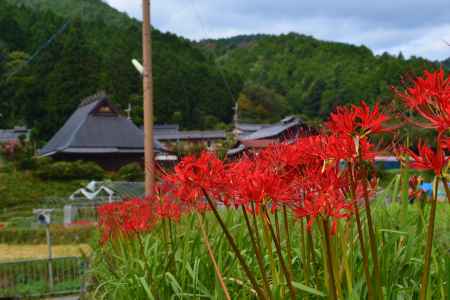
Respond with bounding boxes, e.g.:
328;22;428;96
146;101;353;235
91;202;449;299
0;163;84;212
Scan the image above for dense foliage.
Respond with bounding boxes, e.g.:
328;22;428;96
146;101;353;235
200;34;447;123
0;0;241;141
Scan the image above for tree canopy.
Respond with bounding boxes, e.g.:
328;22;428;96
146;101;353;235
0;0;241;141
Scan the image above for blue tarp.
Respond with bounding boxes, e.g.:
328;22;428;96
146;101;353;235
419;182;449;197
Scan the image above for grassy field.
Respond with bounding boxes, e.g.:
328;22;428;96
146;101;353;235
0;244;91;261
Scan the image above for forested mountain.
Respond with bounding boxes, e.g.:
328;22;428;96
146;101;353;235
200;34;444;123
0;0;241;141
1;0;447;143
443;57;450;69
4;0;134;27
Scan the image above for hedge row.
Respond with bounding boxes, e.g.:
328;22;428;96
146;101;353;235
0;225;95;244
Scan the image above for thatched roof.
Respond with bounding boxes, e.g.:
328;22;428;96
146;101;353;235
40;94;166;156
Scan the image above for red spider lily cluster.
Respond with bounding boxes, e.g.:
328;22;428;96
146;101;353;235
396;69;450;175
95;69;449;299
403;143;448;176
396;69;450;133
98;100;389;242
149;101;387;234
98;199;156;243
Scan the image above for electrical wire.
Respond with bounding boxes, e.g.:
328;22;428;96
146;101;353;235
6;20;71;80
188;0;238;105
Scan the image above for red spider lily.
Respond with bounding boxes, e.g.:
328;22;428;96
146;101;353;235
292;167;353;235
154;201;182;221
97;198;158;243
440;136;450;149
288;134;376;168
164;152;226;206
327;101;390;137
153;180;190;219
226;156;294;210
395;69;450;132
403;143;448;176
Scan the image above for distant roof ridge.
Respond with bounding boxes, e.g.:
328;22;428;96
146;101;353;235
79;91;108;107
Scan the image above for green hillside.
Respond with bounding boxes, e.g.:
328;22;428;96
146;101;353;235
0;0;241;142
5;0;135;27
200;33;442;122
1;0;447;139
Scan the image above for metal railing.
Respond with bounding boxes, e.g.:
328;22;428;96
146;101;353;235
0;256;87;298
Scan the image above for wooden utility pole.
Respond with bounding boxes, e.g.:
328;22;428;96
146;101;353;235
142;0;154;196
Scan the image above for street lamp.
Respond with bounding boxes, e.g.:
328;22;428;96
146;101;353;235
132;59;144;75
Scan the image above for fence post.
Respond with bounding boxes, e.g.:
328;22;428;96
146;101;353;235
46;224;54;291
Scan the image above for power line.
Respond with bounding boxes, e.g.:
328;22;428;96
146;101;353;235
188;0;238;105
6;20;71;80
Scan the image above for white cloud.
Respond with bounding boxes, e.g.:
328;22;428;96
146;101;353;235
105;0;450;60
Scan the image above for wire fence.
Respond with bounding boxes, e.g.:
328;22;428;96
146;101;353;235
0;256;88;298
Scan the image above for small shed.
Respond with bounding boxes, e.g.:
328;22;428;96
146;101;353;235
39;92;168;170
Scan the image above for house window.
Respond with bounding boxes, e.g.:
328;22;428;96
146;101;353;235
98;106;112;113
95;105;116;116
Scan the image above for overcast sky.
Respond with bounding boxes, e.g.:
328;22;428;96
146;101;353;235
106;0;450;60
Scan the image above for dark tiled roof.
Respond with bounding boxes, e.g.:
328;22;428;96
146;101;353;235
155;130;226;141
40;96;166;156
240;116;303;141
227;144;246;156
236;123;271;132
0;127;30;143
154;124;180;131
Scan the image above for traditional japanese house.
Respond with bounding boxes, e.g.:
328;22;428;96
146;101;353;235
227;116;313;158
153;124;226;151
39;92;168;170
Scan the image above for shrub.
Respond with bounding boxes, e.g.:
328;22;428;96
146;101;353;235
16;156;37;170
116;162;144;181
0;225;94;244
17;156;53;171
36;160;105;180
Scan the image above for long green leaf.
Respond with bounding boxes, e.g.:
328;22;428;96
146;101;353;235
292;282;326;297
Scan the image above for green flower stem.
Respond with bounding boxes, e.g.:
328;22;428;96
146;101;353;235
321;218;338;300
198;213;232;300
282;205;294;282
349;164;374;300
263;207;297;300
441;176;450;204
361;169;383;299
202;190;267;300
419;178;439;300
242;206;273;300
